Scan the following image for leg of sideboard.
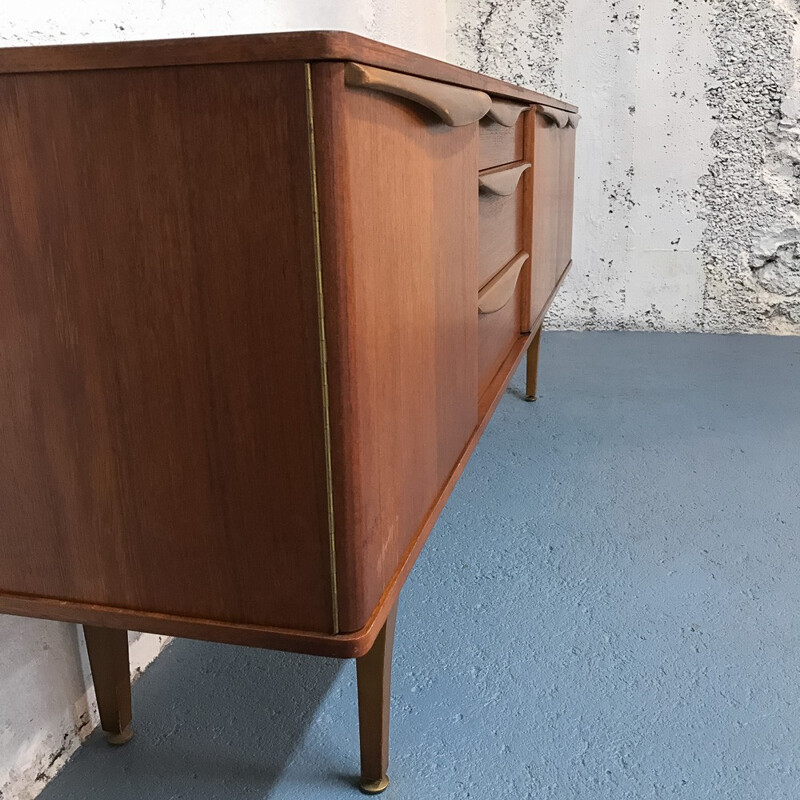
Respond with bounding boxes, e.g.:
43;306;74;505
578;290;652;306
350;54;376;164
525;326;543;401
83;625;133;745
356;602;399;794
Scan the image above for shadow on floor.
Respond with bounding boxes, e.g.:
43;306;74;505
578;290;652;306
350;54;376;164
37;637;345;799
38;333;800;799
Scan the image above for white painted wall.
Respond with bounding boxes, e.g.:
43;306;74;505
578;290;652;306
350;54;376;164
0;3;447;798
0;0;447;57
0;621;169;800
449;0;800;333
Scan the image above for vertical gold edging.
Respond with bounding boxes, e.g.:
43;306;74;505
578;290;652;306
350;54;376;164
304;63;339;634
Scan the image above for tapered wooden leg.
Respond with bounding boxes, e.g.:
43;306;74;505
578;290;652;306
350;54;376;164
356;602;398;794
525;326;543;401
83;625;133;745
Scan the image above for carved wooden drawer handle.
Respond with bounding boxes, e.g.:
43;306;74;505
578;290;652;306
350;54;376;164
345;62;492;127
486;97;530;127
478;252;528;314
479;163;530;196
536;106;570;129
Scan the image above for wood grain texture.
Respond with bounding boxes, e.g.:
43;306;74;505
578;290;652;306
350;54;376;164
83;626;132;743
0;43;578;667
479;186;524;289
558;126;577;276
486;97;530;127
479;117;525;169
0;31;577;112
537;106;570;128
311;62;479;633
344;62;491;126
0;62;335;632
0;263;572;659
479;162;531;196
478;273;523;399
528;104;564;329
519;109;536;334
478;252;529;314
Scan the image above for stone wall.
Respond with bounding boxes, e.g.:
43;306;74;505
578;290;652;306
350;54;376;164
448;0;800;333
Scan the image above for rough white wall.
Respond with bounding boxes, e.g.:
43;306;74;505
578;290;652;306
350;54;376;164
0;0;447;57
0;621;169;800
448;0;800;333
0;2;446;798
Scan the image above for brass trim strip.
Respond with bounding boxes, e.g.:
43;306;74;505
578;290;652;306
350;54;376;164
304;63;339;634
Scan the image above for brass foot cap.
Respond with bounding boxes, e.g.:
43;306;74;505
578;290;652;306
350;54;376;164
525;394;537;402
359;775;390;794
106;727;134;746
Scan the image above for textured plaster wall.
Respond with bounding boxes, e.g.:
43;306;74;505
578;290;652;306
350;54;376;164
0;2;446;798
0;623;169;800
448;0;800;333
0;0;447;57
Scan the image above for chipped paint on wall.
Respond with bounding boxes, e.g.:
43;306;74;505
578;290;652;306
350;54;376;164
448;0;800;334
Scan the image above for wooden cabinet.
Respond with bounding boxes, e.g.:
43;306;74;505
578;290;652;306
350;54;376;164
0;31;578;793
528;104;580;329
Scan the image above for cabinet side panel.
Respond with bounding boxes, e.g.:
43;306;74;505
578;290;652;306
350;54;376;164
0;62;334;632
313;64;480;632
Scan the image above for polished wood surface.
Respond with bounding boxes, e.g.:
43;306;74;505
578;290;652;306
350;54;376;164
344;62;491;126
528;104;565;328
558;125;578;276
479;252;529;314
486;97;530;127
0;61;335;632
313;61;480;632
479;185;524;289
479;162;531;196
83;626;133;744
479;116;526;170
356;601;399;794
0;34;578;789
478;277;523;399
0;31;576;112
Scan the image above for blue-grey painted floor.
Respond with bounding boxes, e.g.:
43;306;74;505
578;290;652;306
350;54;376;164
39;332;800;800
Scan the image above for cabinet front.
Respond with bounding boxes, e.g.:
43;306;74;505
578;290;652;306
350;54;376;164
0;61;337;632
528;105;578;329
313;63;482;632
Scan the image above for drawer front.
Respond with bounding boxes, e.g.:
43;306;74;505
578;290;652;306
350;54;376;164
479;175;525;289
478;255;524;398
479;117;524;169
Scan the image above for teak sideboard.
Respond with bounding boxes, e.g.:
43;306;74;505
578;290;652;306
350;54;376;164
0;31;578;793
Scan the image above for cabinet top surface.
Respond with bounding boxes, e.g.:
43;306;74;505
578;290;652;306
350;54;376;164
0;29;577;112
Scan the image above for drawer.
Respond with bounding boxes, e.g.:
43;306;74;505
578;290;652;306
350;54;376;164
479;96;529;169
478;167;526;289
478;252;527;398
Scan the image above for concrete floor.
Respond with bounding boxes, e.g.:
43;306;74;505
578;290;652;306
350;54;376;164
39;332;800;800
